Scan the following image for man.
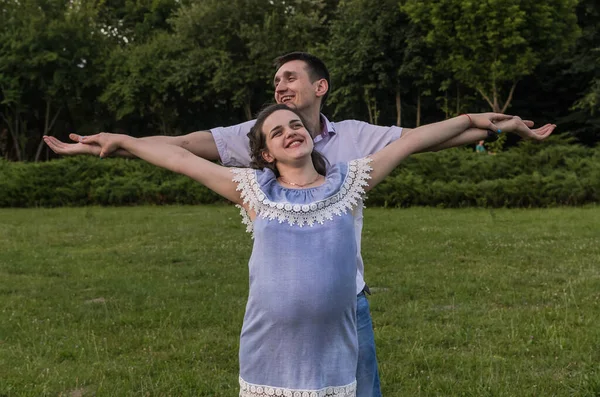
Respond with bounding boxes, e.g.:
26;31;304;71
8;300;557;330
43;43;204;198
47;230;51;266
44;52;555;396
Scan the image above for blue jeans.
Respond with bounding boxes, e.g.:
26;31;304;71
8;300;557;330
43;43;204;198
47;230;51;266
356;292;382;397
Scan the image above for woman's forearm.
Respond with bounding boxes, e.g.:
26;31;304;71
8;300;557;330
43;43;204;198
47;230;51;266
401;114;473;153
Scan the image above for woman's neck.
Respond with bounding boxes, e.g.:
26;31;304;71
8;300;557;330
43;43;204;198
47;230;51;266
277;161;323;188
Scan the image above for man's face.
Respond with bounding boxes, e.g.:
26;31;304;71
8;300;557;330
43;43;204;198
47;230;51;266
273;60;321;111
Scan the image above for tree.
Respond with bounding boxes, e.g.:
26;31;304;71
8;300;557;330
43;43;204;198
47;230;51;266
170;0;329;121
0;0;109;161
326;0;435;127
403;0;580;114
570;0;600;119
327;0;406;125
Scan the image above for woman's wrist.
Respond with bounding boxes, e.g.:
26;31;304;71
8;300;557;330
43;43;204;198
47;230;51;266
461;113;473;128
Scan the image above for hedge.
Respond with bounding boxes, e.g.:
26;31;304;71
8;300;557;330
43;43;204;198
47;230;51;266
1;142;598;208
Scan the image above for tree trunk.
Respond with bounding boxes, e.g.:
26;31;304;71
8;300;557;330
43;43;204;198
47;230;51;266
364;88;378;125
416;90;421;127
501;82;518;114
443;91;449;119
395;86;401;126
1;109;22;161
244;101;252;121
35;100;61;162
456;83;460;115
492;81;501;113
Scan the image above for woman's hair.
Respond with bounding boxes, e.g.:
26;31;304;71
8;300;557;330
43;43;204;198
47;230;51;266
247;103;329;177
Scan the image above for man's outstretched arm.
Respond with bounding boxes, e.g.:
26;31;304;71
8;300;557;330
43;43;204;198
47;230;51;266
44;130;221;161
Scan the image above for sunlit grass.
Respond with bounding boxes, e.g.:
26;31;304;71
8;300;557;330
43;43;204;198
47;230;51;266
1;206;599;396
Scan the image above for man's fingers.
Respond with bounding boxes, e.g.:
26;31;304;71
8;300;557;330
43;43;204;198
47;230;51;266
541;124;556;138
531;124;555;140
43;136;58;153
44;136;66;153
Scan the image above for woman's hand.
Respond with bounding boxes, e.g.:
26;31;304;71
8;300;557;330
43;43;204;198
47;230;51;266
79;133;129;158
466;113;514;133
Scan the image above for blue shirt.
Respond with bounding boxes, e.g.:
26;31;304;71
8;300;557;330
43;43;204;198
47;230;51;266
211;115;402;294
232;158;373;395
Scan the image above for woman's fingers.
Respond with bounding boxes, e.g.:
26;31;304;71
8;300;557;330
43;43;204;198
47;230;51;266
78;133;103;144
491;113;514;122
69;133;86;143
523;120;534;128
470;113;513;132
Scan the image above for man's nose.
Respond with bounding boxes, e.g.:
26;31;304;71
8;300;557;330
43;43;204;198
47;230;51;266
275;80;287;92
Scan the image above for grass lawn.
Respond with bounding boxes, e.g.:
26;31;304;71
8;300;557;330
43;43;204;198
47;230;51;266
0;205;599;396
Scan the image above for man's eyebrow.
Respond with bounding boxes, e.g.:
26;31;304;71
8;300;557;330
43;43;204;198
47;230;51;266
273;71;294;84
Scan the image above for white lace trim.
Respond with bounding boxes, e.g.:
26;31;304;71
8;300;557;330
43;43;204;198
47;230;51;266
239;377;356;397
231;158;372;234
236;204;254;234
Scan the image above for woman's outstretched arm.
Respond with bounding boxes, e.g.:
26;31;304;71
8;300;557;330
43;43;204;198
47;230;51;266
81;133;242;205
366;113;550;190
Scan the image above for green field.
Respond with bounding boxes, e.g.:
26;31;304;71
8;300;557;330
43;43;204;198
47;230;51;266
1;206;599;396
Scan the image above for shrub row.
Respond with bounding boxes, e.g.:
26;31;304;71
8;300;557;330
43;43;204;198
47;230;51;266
1;143;598;208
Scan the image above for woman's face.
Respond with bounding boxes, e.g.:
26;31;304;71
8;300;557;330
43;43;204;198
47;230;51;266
260;109;314;165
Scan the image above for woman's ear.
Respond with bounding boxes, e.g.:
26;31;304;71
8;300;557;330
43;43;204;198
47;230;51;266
261;150;275;164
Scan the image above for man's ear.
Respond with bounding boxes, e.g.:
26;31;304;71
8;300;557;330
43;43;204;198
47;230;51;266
315;78;328;99
261;150;275;164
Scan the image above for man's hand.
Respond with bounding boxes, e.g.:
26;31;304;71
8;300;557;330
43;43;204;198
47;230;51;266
496;117;555;140
43;134;101;156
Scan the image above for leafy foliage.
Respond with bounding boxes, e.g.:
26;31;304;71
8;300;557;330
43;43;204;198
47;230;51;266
1;144;598;208
403;0;580;114
0;0;598;162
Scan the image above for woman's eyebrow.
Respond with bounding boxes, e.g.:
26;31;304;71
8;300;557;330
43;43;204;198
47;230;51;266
269;125;283;137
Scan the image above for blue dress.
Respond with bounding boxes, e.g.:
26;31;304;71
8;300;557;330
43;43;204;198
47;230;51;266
231;158;372;397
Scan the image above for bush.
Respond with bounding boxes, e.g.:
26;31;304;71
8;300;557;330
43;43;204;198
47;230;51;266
0;144;598;208
0;157;222;207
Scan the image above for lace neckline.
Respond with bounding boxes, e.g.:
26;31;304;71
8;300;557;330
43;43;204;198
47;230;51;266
231;158;373;233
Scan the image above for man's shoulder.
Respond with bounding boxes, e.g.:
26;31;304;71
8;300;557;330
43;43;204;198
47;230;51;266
329;119;402;134
210;119;257;135
328;118;372;133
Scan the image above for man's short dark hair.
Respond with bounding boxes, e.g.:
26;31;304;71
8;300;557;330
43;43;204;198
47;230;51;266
274;52;331;108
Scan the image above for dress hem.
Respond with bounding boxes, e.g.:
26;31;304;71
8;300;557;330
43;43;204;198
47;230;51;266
239;376;357;397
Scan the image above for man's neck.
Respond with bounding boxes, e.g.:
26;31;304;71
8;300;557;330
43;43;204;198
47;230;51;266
298;108;323;138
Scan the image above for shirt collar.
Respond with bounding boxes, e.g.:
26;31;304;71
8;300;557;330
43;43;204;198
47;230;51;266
313;113;336;143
